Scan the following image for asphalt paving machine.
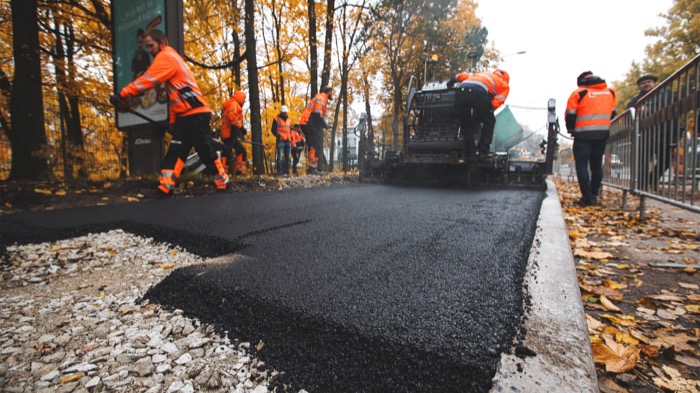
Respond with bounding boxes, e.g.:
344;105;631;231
359;77;551;188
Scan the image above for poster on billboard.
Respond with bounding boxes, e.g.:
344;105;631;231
113;0;168;129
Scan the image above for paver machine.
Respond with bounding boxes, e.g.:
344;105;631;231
360;77;550;188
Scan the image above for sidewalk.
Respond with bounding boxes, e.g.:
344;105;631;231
554;177;700;393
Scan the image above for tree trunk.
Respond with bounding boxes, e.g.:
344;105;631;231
320;0;335;89
232;30;242;89
391;74;402;151
9;0;48;180
245;0;264;174
307;0;318;96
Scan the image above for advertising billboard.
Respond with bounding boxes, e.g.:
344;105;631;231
112;0;168;129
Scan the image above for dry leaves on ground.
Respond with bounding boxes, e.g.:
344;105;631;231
555;178;700;393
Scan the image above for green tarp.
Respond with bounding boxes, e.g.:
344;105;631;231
493;106;523;152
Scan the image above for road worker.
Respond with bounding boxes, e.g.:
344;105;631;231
565;71;617;206
271;106;292;175
450;69;510;161
111;28;229;197
222;90;248;175
299;86;332;175
290;124;305;175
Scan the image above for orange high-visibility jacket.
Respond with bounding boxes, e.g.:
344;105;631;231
460;72;510;109
291;128;305;148
299;92;329;125
221;91;245;139
565;80;616;139
274;116;292;141
120;46;210;124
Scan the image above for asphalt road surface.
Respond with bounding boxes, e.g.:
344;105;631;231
1;183;545;392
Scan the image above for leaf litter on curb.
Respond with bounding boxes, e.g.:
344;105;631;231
555;179;700;392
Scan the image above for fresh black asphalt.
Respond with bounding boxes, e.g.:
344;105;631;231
1;183;545;392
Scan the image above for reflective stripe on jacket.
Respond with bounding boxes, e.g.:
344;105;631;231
299;92;329;125
565;82;616;139
120;46;210;124
463;72;510;109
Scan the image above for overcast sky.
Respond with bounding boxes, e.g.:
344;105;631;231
475;0;673;134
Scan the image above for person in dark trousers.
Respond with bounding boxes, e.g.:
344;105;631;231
450;69;510;161
299;86;332;174
221;90;248;175
626;75;657;109
111;28;229;197
565;71;617;206
290;124;305;175
271;106;292;175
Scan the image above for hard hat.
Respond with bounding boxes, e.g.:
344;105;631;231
494;69;509;83
280;105;289;113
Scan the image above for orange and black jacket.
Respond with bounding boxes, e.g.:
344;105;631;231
221;91;245;139
565;76;617;140
120;45;210;124
291;128;305;148
456;72;510;109
299;92;329;125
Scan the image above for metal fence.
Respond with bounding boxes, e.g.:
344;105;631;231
604;54;700;215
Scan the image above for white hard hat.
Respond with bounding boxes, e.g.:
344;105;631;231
280;105;289;113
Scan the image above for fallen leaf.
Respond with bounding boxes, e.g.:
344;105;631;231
647;294;685;302
675;354;700;367
657;309;678;320
602;326;640;345
685;304;700;314
652;365;700;392
604;279;628;290
679;282;699;290
256;340;265;351
54;190;67;196
601;295;622;312
629;329;651;344
160;264;174;269
592;334;640;373
34;188;52;195
587;314;605;333
60;372;84;384
598;376;629;393
601;314;637;327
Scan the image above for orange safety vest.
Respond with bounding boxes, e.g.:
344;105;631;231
275;117;292;141
299;92;329;125
565;82;616;137
291;129;305;148
221;91;245;139
120;46;210;124
459;72;510;109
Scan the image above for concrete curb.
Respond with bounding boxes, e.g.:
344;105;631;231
491;177;598;392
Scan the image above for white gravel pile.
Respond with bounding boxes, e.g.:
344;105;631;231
0;230;297;393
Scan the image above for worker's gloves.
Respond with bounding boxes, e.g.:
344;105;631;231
109;95;130;112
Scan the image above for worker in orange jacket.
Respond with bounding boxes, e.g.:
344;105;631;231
271;106;292;175
565;71;617;206
290;124;306;175
449;69;510;161
299;86;332;175
221;90;247;175
111;28;228;197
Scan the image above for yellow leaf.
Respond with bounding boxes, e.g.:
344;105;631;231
160;264;174;269
60;372;84;384
604;279;627;290
629;329;651;344
54;190;67;196
610;263;631;270
684;304;700;314
34;188;52;195
601;295;622;312
171;249;178;256
591;334;640;373
601;314;637;326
